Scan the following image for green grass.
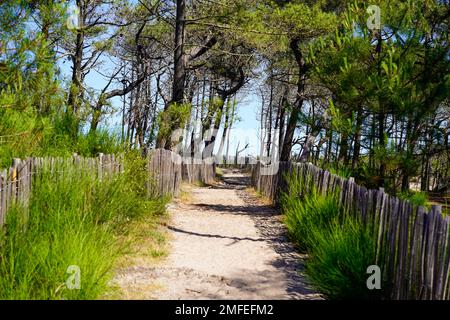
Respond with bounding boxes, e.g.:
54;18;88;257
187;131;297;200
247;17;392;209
324;165;353;179
305;218;383;299
191;180;209;187
0;152;167;299
282;187;342;252
0;108;122;169
398;191;428;207
281;172;387;300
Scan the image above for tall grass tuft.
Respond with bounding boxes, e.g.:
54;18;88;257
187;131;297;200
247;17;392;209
0;152;167;299
281;172;386;299
305;218;382;299
282;187;342;252
398;191;428;207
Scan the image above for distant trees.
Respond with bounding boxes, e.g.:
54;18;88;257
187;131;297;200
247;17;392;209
1;0;448;193
253;0;449;193
306;0;450;192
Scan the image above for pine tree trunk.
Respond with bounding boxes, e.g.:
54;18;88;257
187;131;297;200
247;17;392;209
67;1;85;115
352;109;363;169
281;38;305;161
156;0;186;149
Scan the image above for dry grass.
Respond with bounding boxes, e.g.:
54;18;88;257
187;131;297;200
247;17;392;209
106;212;171;300
117;214;170;266
215;167;224;179
113;282;164;300
178;183;195;204
244;186;273;206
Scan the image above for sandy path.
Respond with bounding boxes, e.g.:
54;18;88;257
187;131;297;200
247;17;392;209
114;169;321;300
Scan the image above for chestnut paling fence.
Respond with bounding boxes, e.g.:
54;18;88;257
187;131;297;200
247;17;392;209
0;149;215;226
147;148;215;195
252;161;450;300
3;151;448;299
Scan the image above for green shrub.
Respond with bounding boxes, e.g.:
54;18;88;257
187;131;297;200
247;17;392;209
282;187;342;251
398;191;428;207
0;153;167;299
324;164;353;179
75;131;122;158
281;172;387;299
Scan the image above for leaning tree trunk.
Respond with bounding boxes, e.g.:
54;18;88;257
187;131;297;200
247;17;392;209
266;76;274;158
277;89;287;159
352;109;364;170
217;98;234;163
280;38;306;161
171;0;187;107
67;2;85;116
338;132;349;166
156;0;186;149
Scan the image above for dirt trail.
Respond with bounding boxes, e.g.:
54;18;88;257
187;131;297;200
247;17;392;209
114;169;321;300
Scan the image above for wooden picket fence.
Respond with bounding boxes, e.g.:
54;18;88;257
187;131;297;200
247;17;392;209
182;160;216;185
147;149;183;197
0;149;216;225
252;161;450;300
147;149;217;195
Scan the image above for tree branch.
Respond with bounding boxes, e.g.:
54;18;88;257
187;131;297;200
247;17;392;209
186;35;217;63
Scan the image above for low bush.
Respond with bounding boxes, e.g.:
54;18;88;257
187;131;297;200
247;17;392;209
398;191;428;207
305;218;382;299
0;109;122;169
